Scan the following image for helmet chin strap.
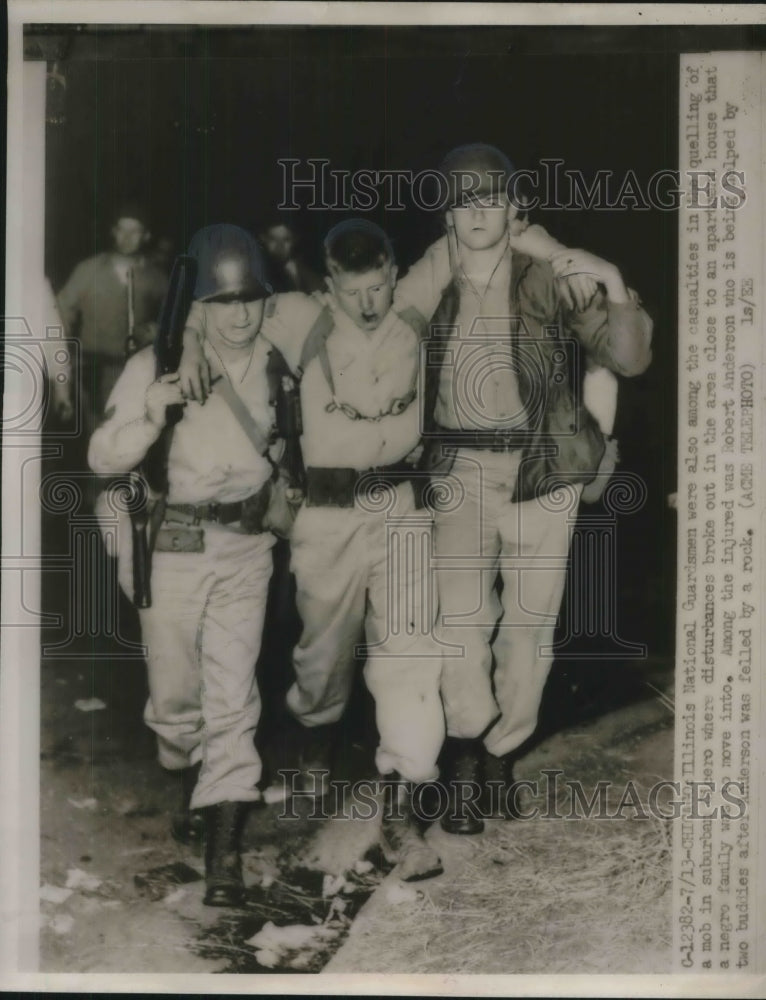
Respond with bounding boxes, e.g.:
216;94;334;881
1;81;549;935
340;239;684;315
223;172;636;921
447;218;510;299
445;215;461;281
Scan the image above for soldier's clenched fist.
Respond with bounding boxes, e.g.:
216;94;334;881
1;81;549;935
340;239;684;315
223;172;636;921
144;372;185;428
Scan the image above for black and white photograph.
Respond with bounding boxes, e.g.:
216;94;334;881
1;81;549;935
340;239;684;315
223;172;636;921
1;3;764;992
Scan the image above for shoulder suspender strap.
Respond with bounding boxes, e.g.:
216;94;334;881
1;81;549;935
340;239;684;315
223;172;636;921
213;377;270;456
297;304;337;397
295;304;335;397
396;305;428;340
315;339;336;398
297;303;426;402
298;305;335;372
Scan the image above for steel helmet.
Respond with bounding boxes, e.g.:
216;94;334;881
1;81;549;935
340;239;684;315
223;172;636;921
187;223;274;302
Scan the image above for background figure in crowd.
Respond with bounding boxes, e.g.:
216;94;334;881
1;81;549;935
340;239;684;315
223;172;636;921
149;235;176;277
395;142;653;833
90;225;279;908
57;202;168;439
259;215;324;295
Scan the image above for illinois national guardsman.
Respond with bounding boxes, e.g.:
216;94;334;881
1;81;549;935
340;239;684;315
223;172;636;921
393;143;654;833
90;224;283;908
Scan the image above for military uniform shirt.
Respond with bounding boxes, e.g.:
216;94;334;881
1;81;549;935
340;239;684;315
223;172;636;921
433;246;528;431
89;340;274;504
262;293;422;471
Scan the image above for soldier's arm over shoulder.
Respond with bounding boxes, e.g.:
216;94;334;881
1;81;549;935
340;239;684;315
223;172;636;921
552;254;653;377
88;348;163;474
394;235;451;322
261;291;323;372
568;287;653;377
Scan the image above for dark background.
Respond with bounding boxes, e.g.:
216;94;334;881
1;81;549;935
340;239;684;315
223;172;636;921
23;21;764;723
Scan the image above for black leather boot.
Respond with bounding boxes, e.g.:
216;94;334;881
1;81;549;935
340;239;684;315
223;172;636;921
482;749;522;820
379;773;444;882
439;737;485;835
202;801;251;907
170;762;205;845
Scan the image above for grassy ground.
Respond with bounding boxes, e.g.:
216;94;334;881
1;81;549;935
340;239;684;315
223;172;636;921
327;700;673;974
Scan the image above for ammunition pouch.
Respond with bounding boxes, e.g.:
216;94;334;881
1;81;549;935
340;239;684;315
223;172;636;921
154;524;205;553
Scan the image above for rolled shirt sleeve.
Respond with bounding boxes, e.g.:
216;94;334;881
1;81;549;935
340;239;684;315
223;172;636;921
88;348;162;474
564;286;653;377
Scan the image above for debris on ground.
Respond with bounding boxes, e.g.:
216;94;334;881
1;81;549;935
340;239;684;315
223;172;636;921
163;887;187;906
245;919;341;970
385;881;424;905
65;868;102;892
134;861;204;902
40;884;73;905
322;873;354;897
47;914;75;935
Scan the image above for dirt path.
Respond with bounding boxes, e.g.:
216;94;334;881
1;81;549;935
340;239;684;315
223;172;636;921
40;653;673;974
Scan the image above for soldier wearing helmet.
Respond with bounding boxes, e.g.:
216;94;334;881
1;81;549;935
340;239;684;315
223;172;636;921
89;224;279;908
393;142;653;834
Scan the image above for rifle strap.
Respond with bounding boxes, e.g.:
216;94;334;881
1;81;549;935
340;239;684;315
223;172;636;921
213;374;272;457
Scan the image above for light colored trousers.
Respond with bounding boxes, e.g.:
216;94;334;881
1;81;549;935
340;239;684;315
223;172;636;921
121;523;274;810
433;449;581;758
287;482;445;783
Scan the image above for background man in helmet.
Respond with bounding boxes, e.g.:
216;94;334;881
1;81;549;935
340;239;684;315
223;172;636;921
89;224;278;908
394;143;653;834
57;202;168;439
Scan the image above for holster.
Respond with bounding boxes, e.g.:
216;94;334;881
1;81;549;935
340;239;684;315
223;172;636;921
241;483;272;534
